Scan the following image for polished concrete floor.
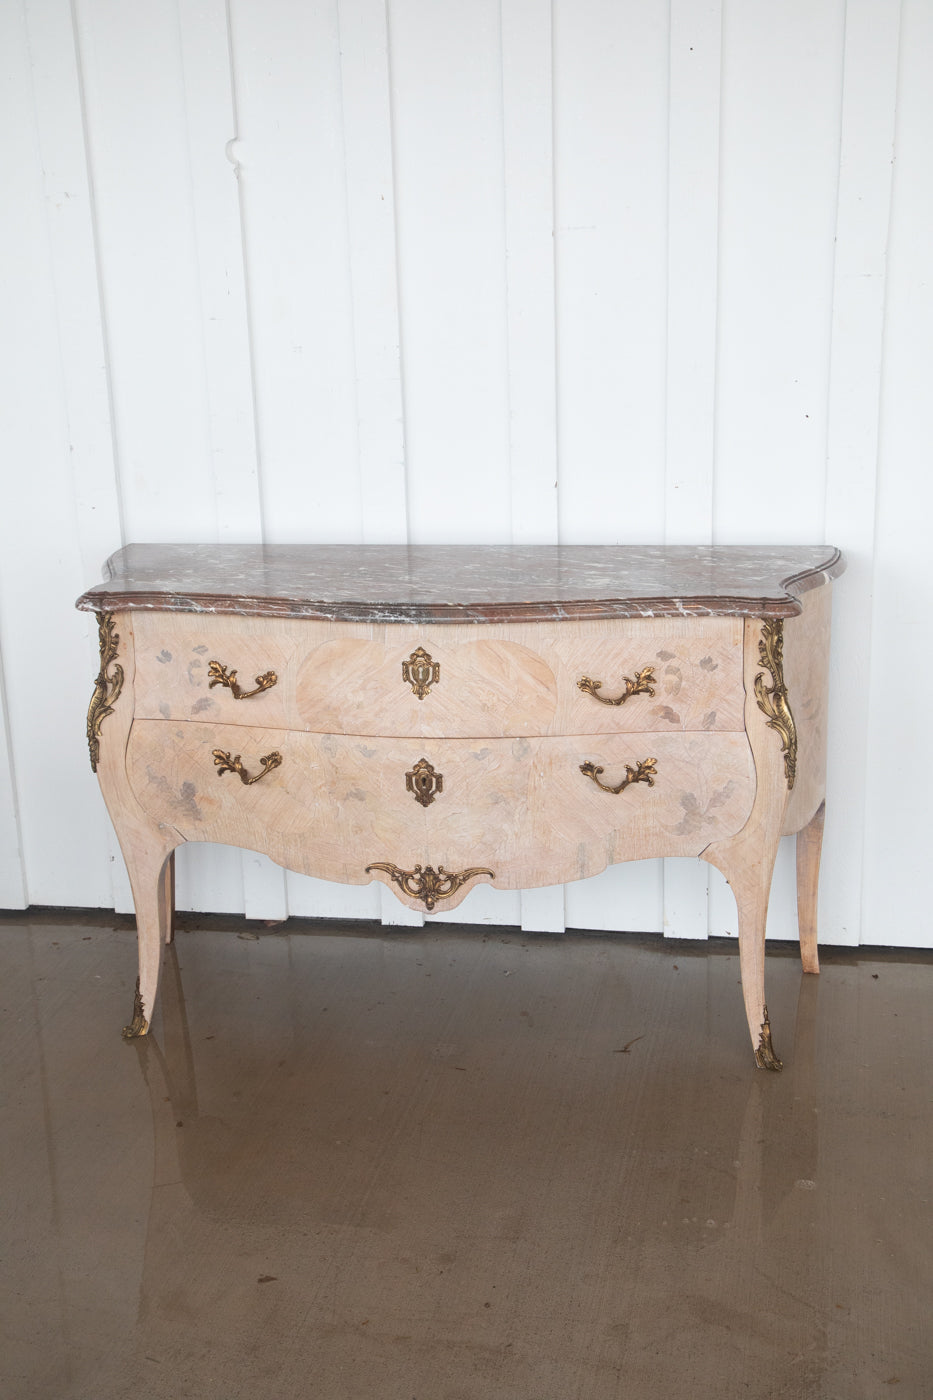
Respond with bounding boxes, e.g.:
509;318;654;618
1;909;931;1400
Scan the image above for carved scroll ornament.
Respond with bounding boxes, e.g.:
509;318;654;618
365;862;494;910
87;612;124;772
753;619;797;790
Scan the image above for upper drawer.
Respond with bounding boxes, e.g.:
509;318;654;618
131;612;299;731
129;612;744;737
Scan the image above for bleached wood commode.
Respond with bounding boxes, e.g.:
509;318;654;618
77;543;843;1070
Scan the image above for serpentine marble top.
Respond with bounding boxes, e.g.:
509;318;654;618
76;543;844;624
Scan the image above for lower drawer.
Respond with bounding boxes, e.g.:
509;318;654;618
126;721;756;908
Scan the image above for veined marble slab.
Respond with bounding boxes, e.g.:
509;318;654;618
76;543;845;623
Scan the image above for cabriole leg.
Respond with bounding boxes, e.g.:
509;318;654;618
702;845;783;1072
795;801;825;975
122;844;178;1039
162;850;176;946
734;862;783;1072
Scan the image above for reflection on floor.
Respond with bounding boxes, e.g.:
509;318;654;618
2;908;931;1399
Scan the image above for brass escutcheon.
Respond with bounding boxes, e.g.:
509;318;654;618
577;667;656;707
402;646;440;700
580;757;658;795
212;749;283;785
406;758;443;807
208;660;277;700
365;862;494;910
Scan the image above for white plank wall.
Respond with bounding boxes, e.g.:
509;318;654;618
1;0;930;951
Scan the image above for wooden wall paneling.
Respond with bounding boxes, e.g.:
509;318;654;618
501;0;560;549
388;0;512;543
822;0;901;947
664;0;720;548
553;0;669;939
714;0;845;541
714;1;845;942
0;661;27;909
336;0;408;547
431;886;523;930
0;0;117;910
661;0;722;941
285;871;383;925
176;0;264;545
382;0;515;927
26;0;132;915
502;0;565;935
564;861;665;938
177;0;285;920
73;0;221;543
552;0;669;546
336;0;417;928
226;0;360;545
77;0;251;917
862;0;933;948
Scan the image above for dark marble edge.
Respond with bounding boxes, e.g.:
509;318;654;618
75;547;844;623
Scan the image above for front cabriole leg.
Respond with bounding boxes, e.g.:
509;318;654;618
703;840;784;1071
120;843;179;1039
83;610;182;1038
701;615;795;1071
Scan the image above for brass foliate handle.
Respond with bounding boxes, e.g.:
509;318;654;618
577;667;655;706
365;862;494;910
580;757;657;795
208;660;278;700
212;749;283;785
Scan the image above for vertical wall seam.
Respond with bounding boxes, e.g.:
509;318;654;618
334;0;366;538
173;0;220;543
68;0;126;548
821;0;850;544
711;0;727;545
224;0;268;544
382;0;412;544
860;0;905;945
497;0;514;542
709;1;724;548
0;648;28;907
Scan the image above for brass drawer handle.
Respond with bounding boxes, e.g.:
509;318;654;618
365;862;494;910
580;757;657;794
212;749;283;785
577;667;655;706
208;660;278;700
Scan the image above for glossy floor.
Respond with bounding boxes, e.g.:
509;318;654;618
2;910;931;1400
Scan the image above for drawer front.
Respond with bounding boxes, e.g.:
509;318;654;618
126;721;755;905
549;617;745;734
132;613;298;730
132;612;743;739
131;614;559;738
294;634;559;738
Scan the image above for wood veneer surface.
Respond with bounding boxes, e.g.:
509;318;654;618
76;543;844;623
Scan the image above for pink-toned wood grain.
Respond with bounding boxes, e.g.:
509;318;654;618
781;582;834;836
125;719;755;909
796;800;826;974
91;614;183;1033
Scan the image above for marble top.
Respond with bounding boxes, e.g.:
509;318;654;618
76;543;844;623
